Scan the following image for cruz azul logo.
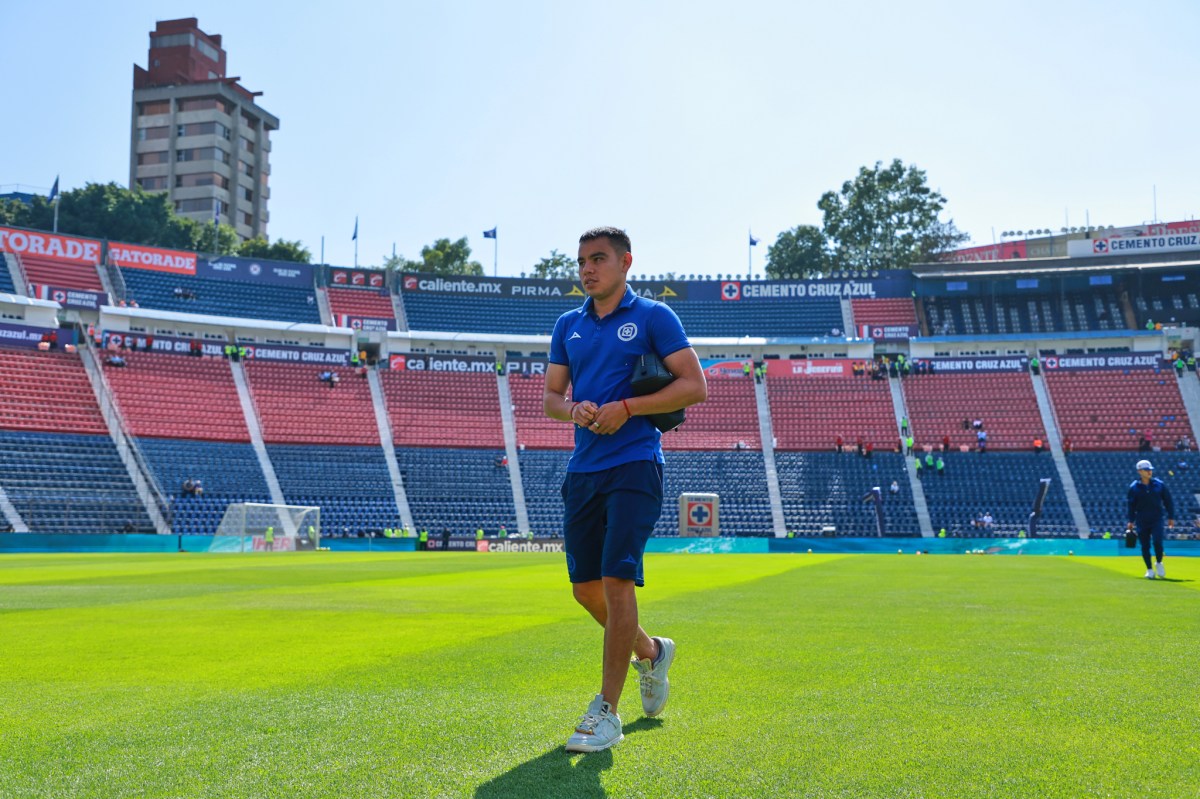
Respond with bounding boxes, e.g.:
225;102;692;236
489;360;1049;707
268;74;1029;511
617;323;638;342
1093;239;1108;254
720;281;741;301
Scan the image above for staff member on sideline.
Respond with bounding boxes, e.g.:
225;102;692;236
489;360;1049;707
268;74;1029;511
544;226;707;753
1127;459;1175;579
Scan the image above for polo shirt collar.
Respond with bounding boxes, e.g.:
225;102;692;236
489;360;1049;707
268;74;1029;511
582;285;637;318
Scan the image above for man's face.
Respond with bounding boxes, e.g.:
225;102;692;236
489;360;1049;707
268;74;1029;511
577;237;631;301
1138;468;1153;481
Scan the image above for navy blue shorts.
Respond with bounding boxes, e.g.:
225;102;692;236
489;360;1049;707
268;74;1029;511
561;460;664;586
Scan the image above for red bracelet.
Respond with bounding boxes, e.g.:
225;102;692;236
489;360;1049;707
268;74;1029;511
570;401;581;419
622;399;632;418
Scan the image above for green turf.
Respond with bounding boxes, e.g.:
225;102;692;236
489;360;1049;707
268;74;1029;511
2;552;1198;798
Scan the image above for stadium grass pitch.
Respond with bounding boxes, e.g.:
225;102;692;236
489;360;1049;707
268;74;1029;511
2;551;1199;799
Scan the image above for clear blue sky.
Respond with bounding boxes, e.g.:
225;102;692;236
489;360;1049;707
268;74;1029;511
3;1;1197;277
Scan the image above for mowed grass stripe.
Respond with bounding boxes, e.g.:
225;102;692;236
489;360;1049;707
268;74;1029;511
1;554;1197;798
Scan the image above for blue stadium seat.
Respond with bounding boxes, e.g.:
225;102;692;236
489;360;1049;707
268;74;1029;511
0;430;154;533
395;447;516;535
136;437;271;535
1065;451;1200;535
268;444;401;536
121;268;321;324
776;452;918;537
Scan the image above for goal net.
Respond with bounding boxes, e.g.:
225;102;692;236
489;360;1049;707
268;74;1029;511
209;503;321;552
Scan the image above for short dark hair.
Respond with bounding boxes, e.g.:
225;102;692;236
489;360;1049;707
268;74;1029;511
579;226;631;256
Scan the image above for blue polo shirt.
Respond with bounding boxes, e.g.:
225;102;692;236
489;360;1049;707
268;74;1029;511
550;286;690;473
1127;477;1175;527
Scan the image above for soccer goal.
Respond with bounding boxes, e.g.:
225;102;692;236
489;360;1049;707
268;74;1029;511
209;503;321;552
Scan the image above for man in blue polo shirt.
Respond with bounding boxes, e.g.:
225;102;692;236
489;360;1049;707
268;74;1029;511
1127;459;1175;579
544;226;707;753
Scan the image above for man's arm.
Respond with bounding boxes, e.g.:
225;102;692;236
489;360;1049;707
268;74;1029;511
1127;484;1137;528
588;347;708;434
1163;483;1176;528
543;362;595;426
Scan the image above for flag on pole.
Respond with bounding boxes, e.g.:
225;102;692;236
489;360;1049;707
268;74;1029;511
48;176;60;204
352;217;358;241
483;227;497;239
749;232;759;247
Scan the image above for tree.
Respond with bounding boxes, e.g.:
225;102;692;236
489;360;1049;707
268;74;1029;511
238;236;312;263
381;253;420;272
411;237;483;275
765;225;831;279
531;249;577;279
817;159;968;272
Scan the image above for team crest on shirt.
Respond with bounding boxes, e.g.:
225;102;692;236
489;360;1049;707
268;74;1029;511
617;323;638;341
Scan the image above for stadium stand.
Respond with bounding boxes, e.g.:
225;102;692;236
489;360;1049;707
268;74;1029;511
655;450;773;536
664;296;844;337
327;287;395;325
776;452;918;536
1134;283;1200;328
103;352;250;441
924;289;1125;336
394;447;517;535
769;367;897;452
510;372;573;450
919;452;1075;537
0;348;108;435
1043;366;1192;450
1065;451;1200;535
20;254;105;292
243;362;378;445
120;267;321;323
902;370;1042;451
851;298;917;330
380;370;505;449
0;254;16;294
519;449;568;535
0;429;154;533
402;293;576;335
662;377;760;451
268;443;401;536
136;437;270;535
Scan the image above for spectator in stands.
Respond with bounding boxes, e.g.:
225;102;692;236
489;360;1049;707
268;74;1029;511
924;452;934;470
982;512;994;530
976;429;988;454
318;370;332;383
106;354;126;367
441;527;452;549
495;454;508;468
129;299;140;308
1127;460;1175;578
1177;435;1194;451
835;435;844;454
889;480;900;495
941;434;950;453
1139;431;1153;452
122;520;135;533
193;478;203;497
962;418;971;431
1033;436;1045;454
329;372;340;387
498;524;508;539
182;478;195;496
173;287;185;299
1062;436;1073;455
544;225;705;753
856;436;865;456
935;456;945;476
734;440;748;450
189;339;203;357
972;418;983;430
865;442;873;458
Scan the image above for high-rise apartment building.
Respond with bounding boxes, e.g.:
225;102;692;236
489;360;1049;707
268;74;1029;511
130;18;278;241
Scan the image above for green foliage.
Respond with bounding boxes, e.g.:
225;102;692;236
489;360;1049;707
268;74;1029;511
531;249;577;280
3;553;1199;797
817;158;969;271
412;236;483;275
382;253;422;272
765;224;831;279
237;236;312;264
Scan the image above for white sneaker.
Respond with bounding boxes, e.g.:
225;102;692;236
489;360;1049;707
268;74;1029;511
631;636;675;717
565;694;623;753
1145;569;1155;579
1156;562;1165;578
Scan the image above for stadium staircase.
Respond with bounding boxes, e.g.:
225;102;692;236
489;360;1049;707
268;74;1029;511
1029;371;1090;536
839;298;854;338
754;377;786;536
228;360;289;508
391;291;409;331
78;345;172;535
1176;372;1200;447
495;371;531;534
366;368;415;532
889;376;933;536
316;286;333;326
0;483;29;532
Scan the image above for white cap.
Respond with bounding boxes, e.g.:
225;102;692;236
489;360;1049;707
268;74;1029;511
1135;459;1154;471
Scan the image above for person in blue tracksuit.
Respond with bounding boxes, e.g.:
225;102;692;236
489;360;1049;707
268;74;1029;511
1127;459;1175;579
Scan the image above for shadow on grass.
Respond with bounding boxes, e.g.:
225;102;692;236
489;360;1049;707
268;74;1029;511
474;718;663;799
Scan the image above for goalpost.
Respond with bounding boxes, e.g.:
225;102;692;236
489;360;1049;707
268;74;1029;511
209;503;321;552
